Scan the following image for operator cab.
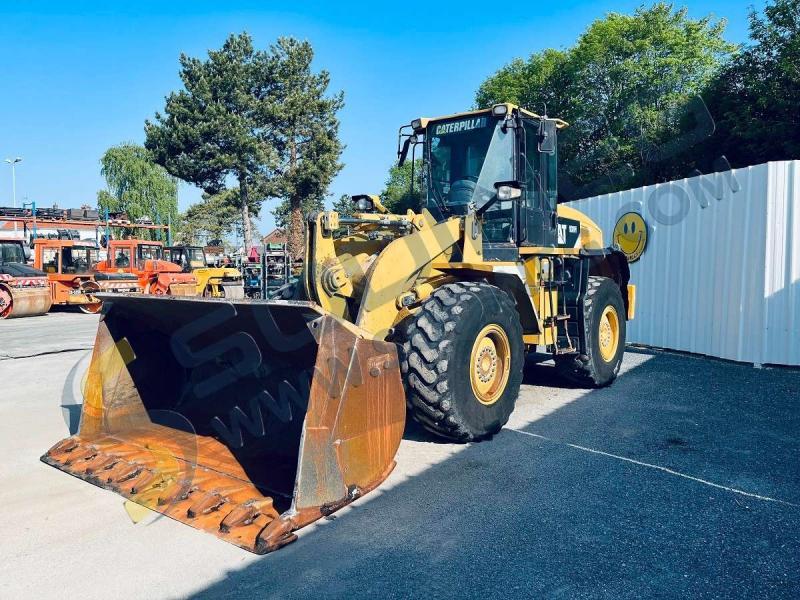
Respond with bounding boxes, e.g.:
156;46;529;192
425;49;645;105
108;241;164;270
0;239;27;266
165;246;208;272
403;104;565;260
1;238;47;277
63;245;102;274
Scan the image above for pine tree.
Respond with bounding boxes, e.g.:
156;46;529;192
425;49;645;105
268;38;344;260
145;33;343;256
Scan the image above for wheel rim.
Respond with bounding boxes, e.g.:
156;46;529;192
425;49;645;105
598;305;620;362
80;301;103;314
0;286;12;319
469;324;512;406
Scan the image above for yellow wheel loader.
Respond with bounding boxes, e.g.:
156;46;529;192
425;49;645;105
164;245;245;299
43;104;635;553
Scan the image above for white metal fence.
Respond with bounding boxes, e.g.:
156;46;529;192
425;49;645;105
569;160;800;366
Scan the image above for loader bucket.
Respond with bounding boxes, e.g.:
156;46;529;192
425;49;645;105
42;294;405;553
0;282;52;318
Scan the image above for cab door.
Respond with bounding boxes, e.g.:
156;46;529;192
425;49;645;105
522;120;557;247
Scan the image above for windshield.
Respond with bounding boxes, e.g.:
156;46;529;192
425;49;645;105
137;244;162;268
185;247;206;269
166;247;206;270
114;247;131;268
0;241;25;264
62;247;101;275
427;116;515;215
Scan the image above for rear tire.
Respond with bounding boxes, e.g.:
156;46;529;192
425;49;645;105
79;302;102;314
0;285;13;319
79;283;102;314
220;283;245;300
397;282;524;442
555;276;626;387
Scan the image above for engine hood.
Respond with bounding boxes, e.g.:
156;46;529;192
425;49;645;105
0;262;47;277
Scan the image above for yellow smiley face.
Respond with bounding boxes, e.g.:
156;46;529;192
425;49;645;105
613;212;648;263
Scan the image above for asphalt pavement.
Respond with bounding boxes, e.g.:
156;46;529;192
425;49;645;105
0;311;798;599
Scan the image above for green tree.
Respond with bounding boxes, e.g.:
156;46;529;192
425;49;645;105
476;3;735;198
703;0;800;167
381;159;424;213
145;33;343;257
272;195;324;230
97;143;178;241
176;189;240;245
475;49;569;116
332;193;355;217
145;33;275;252
268;38;344;260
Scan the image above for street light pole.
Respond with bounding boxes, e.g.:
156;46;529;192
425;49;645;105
4;157;22;236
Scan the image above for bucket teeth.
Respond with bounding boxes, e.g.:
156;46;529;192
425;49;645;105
48;439;79;456
219;504;258;531
187;491;228;518
64;447;97;469
63;446;99;465
104;462;141;484
84;455;120;473
126;469;159;494
116;466;143;483
219;498;279;532
157;482;195;506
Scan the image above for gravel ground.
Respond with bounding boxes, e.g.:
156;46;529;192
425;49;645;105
0;311;798;599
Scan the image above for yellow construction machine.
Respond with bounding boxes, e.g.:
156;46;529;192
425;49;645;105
164;245;245;299
43;104;634;553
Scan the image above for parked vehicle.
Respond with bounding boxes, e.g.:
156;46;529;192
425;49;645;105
0;237;51;318
44;104;634;553
164;245;244;298
96;239;197;295
33;239;139;314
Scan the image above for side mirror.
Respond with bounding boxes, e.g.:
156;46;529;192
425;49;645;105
496;182;523;201
538;119;557;154
397;138;411;167
477;181;522;216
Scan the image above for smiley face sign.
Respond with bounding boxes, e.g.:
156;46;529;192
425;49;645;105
613;212;648;263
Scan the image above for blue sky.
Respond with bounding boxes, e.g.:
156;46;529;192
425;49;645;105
0;0;762;237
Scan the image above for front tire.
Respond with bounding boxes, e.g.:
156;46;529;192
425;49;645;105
79;302;102;314
79;283;102;314
397;282;524;442
0;284;13;319
556;276;626;387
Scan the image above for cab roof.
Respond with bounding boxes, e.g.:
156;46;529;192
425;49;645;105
411;103;568;131
32;238;96;248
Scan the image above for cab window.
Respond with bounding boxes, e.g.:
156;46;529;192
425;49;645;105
165;248;185;268
62;247;94;274
42;248;59;273
426;117;516;244
137;245;161;269
522;119;557;246
114;248;131;268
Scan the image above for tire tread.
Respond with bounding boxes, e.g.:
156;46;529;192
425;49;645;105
397;282;523;441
